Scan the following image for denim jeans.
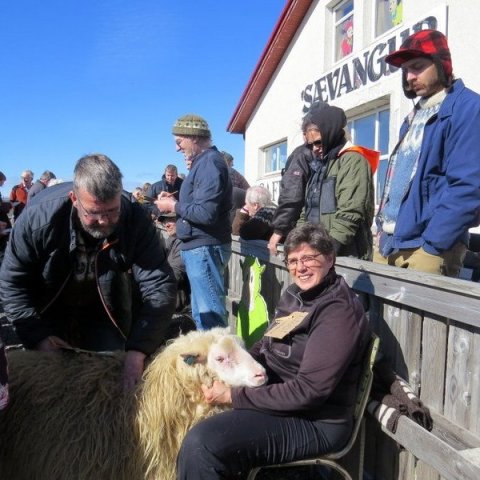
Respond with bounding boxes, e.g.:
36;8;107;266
181;244;231;330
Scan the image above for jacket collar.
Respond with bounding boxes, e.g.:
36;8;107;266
288;269;337;302
437;78;465;119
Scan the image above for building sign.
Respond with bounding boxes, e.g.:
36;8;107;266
256;177;281;204
301;9;446;112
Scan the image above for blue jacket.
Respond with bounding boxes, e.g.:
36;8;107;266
144;176;184;218
175;147;232;250
0;182;177;354
378;80;480;255
147;176;183;201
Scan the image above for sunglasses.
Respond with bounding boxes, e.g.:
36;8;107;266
306;139;323;150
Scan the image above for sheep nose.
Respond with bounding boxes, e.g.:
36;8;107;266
253;372;267;386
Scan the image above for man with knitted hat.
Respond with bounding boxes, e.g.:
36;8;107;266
156;114;232;330
374;29;480;277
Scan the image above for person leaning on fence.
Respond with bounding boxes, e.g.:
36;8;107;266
267;102;328;256
0;154;177;391
155;114;233;331
176;222;370;479
232;185;276;241
374;29;480;277
268;103;378;259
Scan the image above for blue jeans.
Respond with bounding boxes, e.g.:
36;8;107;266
181;244;231;330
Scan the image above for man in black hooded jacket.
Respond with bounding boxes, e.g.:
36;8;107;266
268;104;377;260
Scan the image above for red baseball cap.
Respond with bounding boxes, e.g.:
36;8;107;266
385;29;452;77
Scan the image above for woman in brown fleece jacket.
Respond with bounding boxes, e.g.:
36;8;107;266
177;222;370;479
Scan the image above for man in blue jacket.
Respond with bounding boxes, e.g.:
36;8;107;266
156;114;232;330
144;164;183;219
0;154;177;390
375;29;480;277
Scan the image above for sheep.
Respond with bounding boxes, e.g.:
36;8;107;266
0;327;267;480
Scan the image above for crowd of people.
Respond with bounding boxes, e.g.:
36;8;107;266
0;29;479;478
0;169;61;261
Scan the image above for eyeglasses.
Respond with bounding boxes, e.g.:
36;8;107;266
285;253;322;269
175;137;189;148
306;139;323;150
75;196;121;221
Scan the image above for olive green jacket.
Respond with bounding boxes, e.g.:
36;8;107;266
305;142;376;260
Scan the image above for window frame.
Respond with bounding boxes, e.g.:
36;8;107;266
333;0;354;62
374;0;403;38
261;140;288;176
347;106;390;206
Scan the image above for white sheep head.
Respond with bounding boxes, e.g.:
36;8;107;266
137;327;267;480
181;328;267;387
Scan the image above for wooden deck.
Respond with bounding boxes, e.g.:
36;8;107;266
227;237;480;480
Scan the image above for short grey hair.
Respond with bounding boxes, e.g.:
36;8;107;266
40;170;56;182
165;164;178;174
245;185;271;208
73;154;123;201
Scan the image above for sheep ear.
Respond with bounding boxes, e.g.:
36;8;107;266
181;353;207;366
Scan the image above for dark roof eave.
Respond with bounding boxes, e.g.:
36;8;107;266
227;0;312;134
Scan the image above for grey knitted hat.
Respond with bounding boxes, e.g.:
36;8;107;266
172;114;211;137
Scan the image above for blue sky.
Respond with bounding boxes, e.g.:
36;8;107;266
0;0;285;195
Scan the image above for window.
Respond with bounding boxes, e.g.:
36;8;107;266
347;108;390;204
376;0;403;37
262;141;287;174
334;0;354;61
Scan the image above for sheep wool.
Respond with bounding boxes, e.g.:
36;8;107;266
0;328;266;480
138;330;229;479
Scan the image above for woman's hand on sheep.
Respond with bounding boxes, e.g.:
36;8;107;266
123;350;146;392
201;380;232;405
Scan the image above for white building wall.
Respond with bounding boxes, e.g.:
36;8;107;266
243;3;322;185
243;0;480;201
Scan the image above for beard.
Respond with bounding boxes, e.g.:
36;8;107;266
78;216;118;239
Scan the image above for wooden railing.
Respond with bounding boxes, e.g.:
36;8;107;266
227;237;480;480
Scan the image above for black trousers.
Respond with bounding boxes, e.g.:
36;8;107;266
176;408;352;479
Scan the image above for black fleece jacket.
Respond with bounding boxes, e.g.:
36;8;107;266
232;271;369;421
270;145;313;238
